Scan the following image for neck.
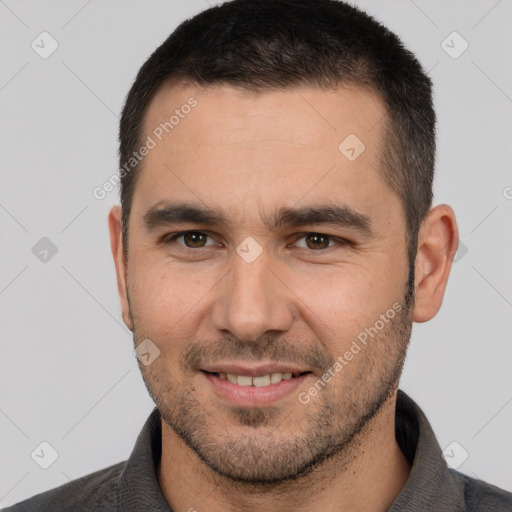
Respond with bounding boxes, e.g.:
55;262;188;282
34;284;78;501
157;392;410;512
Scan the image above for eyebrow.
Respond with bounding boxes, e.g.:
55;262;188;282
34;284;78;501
143;201;373;237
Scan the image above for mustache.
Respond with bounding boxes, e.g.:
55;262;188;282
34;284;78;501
181;334;335;374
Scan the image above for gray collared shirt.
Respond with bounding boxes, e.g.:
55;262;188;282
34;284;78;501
3;389;511;511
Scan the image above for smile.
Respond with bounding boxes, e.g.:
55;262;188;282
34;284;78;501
204;370;311;387
200;370;313;406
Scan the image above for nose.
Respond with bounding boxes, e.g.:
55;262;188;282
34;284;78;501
210;248;294;343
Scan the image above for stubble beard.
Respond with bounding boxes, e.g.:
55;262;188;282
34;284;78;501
130;274;415;487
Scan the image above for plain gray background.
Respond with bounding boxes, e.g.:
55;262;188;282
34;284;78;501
1;0;511;507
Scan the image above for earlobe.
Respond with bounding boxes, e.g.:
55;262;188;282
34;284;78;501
412;204;459;323
108;205;134;331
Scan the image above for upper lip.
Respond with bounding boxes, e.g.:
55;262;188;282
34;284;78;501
201;363;312;377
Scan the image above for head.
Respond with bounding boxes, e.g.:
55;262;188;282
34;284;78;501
109;0;458;486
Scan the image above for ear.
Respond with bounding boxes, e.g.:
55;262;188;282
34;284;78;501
108;205;134;331
412;204;459;323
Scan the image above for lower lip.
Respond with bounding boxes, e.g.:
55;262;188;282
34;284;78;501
201;371;312;406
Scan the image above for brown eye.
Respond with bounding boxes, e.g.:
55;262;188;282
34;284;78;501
293;233;336;250
165;231;216;250
304;233;331;250
182;232;208;248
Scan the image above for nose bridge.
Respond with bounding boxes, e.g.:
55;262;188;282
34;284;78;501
211;245;293;342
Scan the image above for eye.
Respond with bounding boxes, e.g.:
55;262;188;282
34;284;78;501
164;231;217;249
162;231;350;253
292;233;348;251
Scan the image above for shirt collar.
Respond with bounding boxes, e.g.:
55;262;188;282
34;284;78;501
389;389;465;511
118;389;463;511
118;407;171;511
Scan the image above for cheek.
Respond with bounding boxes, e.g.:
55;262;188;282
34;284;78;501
292;259;404;348
130;266;208;339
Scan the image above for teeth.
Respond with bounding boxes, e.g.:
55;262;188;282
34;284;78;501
237;375;253;387
270;373;283;384
252;375;271;387
216;371;305;387
226;373;237;384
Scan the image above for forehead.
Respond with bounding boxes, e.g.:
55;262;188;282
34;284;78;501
134;81;401;233
144;80;386;151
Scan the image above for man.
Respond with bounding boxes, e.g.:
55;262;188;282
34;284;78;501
4;0;511;511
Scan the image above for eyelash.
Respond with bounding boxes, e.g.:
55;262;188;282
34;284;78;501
161;230;351;253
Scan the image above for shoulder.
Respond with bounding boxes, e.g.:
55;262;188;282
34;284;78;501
1;461;126;512
450;468;512;511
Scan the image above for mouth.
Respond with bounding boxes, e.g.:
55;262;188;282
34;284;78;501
200;369;314;407
201;370;312;388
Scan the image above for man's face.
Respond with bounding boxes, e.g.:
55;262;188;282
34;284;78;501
122;83;414;484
